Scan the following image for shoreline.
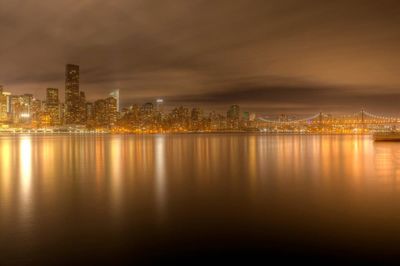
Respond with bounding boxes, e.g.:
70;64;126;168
0;131;375;136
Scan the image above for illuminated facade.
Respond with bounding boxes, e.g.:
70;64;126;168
94;97;117;126
10;95;30;124
109;89;120;112
46;88;60;125
65;64;80;124
46;88;59;105
227;105;240;129
2;65;400;134
0;86;8;122
86;102;94;123
156;99;164;113
30;99;42;126
94;99;106;125
79;91;87;123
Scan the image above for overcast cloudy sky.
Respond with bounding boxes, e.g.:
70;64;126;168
1;0;400;114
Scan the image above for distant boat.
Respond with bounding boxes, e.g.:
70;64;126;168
373;132;400;141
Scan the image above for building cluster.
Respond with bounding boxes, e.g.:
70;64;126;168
118;102;258;133
0;64;119;130
0;64;257;133
1;65;398;134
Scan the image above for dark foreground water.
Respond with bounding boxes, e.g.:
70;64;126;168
1;134;400;264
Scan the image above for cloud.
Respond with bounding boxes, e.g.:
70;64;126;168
1;0;400;114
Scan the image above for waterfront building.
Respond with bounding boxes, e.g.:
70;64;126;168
65;64;80;124
94;99;107;125
94;97;117;126
30;99;43;126
142;102;154;115
79;91;87;123
156;99;164;113
0;87;7;122
86;102;94;122
46;88;59;105
170;106;190;130
46;88;60;125
190;108;203;131
10;95;30;124
227;105;240;120
227;105;240;129
105;97;117;125
109;89;120;112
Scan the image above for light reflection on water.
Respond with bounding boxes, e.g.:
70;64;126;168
1;134;400;262
155;135;167;219
19;137;32;221
110;136;122;216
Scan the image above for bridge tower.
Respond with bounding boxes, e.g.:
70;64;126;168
318;112;323;131
361;109;365;133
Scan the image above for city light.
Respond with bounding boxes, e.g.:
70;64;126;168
20;113;30;118
1;65;400;134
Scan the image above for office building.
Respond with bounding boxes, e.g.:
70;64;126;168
109;89;120;112
65;64;80;124
46;88;60;125
0;86;7;122
46;88;59;105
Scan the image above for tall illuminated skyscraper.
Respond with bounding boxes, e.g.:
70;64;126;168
79;91;87;123
109;89;120;112
227;105;240;129
65;64;80;124
46;88;60;125
227;105;240;120
156;99;164;113
3;92;11;114
0;86;7;122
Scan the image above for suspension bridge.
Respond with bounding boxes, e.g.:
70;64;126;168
257;110;400;133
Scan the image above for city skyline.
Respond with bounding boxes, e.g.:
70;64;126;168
1;0;400;114
2;65;400;135
2;62;400;118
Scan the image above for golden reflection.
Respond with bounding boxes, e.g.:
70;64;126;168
19;137;33;229
3;134;400;236
155;135;166;219
110;136;122;214
0;138;12;214
373;143;400;188
248;136;257;188
95;137;105;186
41;137;56;191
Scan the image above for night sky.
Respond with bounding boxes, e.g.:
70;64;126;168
1;0;400;114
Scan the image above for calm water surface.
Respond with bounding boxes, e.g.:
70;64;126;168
1;134;400;263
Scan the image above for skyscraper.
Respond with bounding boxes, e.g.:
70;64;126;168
227;105;240;120
65;64;80;124
3;91;11;114
31;98;42;125
46;88;60;125
156;99;164;113
93;97;117;126
46;88;59;105
227;105;240;129
0;86;7;122
105;97;117;125
10;95;30;124
86;102;94;122
94;99;107;125
79;91;87;123
109;89;120;112
22;94;33;115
